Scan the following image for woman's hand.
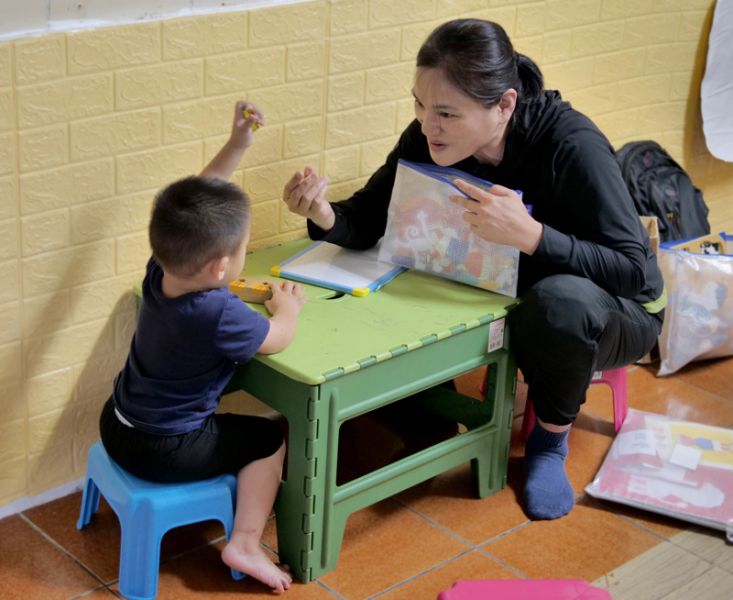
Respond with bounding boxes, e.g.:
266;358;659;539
282;166;335;231
450;179;543;255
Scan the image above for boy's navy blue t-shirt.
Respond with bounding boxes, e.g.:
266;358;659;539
113;257;270;435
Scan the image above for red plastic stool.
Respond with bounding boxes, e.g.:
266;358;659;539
520;367;628;440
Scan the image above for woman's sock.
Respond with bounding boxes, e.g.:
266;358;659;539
523;424;574;520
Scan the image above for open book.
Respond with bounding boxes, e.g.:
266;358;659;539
270;241;404;297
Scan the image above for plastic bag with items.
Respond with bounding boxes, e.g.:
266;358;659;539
657;236;733;375
378;160;521;298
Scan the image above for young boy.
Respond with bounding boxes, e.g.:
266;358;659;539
100;101;304;593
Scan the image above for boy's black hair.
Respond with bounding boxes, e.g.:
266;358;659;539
149;176;251;276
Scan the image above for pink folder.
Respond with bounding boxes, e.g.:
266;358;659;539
437;579;612;599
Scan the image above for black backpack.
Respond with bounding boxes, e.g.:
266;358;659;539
616;140;710;242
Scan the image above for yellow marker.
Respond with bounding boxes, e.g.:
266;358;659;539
229;277;272;303
242;108;261;131
352;287;370;297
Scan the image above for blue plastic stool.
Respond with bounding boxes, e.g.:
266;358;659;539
77;441;244;600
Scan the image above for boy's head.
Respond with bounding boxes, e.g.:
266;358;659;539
149;176;251;277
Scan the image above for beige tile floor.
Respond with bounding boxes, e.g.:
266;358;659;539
2;358;733;599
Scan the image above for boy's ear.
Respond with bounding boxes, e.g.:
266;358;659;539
209;256;230;281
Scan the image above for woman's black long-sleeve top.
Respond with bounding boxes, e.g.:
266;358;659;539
308;90;664;306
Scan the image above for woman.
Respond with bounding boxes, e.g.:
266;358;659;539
281;19;665;520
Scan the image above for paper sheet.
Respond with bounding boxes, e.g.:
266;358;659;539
274;241;404;296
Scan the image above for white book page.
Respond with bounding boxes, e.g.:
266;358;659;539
281;242;398;290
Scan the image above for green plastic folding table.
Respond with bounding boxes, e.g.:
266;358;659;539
228;239;518;581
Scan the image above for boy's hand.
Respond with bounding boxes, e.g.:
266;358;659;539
231;100;264;151
258;281;307;354
264;280;307;316
199;100;263;180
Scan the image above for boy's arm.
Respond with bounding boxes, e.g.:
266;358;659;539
200;100;263;181
258;310;299;354
258;281;307;354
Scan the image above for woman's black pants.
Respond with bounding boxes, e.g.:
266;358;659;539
507;274;663;426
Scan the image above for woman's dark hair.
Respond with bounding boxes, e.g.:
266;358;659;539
149;176;250;276
416;19;544;107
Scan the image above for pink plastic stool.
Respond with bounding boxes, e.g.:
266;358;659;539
437;579;612;599
520;367;628;440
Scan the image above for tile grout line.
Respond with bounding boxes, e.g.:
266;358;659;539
365;494;532;597
392;488;540;550
598;504;680;543
315;496;479;599
365;548;476;600
18;512;114;590
592;507;726;589
392;495;487;548
475;546;530;580
382;498;533;589
583;494;696;573
673;377;733;426
473;521;534;580
477;519;533;546
69;585;123;599
664;526;733;567
598;535;719;598
311;579;348;600
159;533;230;565
655;565;722;600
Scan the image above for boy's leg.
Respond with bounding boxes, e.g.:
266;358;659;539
221;442;292;593
102;406;292;591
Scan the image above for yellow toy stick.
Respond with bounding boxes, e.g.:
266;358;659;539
242;108;261;131
229;277;272;303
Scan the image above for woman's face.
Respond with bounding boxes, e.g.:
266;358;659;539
413;67;515;166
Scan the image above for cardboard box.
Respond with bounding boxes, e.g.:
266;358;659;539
640;215;660;255
669;232;731;255
636;216;661;365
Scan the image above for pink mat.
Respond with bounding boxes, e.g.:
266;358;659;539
437;579;612;599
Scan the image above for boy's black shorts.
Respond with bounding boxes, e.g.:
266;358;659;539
99;397;284;483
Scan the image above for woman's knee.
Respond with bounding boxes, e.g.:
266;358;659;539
511;275;605;341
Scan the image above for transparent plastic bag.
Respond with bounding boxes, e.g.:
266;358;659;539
378;160;520;297
657;247;733;375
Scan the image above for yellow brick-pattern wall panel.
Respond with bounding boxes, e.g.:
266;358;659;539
248;1;327;46
19;125;68;173
14;35;66;84
67;24;161;75
1;0;732;509
17;73;114;129
0;176;18;219
0;44;12;86
20;159;115;215
0;261;19;306
0;87;15;132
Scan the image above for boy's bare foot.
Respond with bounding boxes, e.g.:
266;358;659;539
222;533;292;594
